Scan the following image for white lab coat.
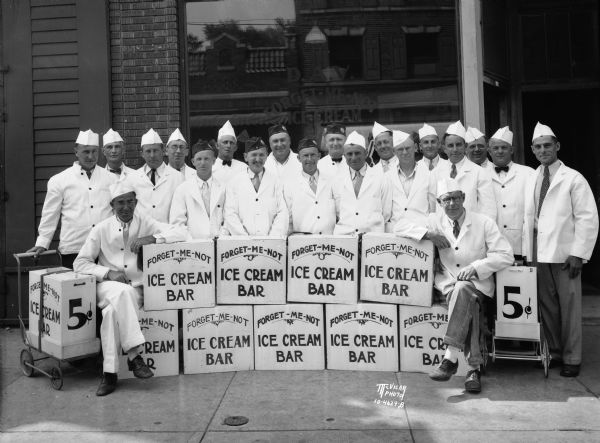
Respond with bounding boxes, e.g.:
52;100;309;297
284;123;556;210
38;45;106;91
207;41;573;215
487;162;535;255
385;162;431;233
332;166;392;235
169;176;225;239
264;152;302;182
283;171;336;234
372;156;399;175
318;155;347;180
224;169;289;237
105;163;135;177
35;162;117;254
522;161;599;263
167;164;196;181
429;157;497;220
417;155;449;171
128;163;184;222
212;157;247;184
396;210;514;297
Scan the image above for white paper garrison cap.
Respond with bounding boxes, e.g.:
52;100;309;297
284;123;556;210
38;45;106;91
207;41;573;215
167;128;186;145
436;178;463;198
418;123;437;139
372;121;391;139
532;122;556;142
217;120;236;141
344;131;366;149
109;177;136;200
141;128;163;146
75;129;99;147
465;126;485;144
445;121;467;139
490;126;513;145
392;130;411;147
102;128;124;146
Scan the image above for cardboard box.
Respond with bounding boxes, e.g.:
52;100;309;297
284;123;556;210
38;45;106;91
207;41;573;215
143;240;215;310
118;309;179;379
399;304;468;376
217;236;286;305
183;306;254;374
326;303;398;371
27;268;100;359
495;266;539;340
361;233;434;307
254;304;325;370
287;235;358;304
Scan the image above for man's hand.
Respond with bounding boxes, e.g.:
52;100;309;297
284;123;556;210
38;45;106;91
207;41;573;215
106;270;128;284
130;235;156;254
424;230;451;249
457;264;478;281
562;255;583;279
26;246;47;257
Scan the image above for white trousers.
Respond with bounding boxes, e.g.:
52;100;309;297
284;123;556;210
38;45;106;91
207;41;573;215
97;281;145;373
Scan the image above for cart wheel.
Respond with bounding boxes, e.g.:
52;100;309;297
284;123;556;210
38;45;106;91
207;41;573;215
541;338;550;378
491;338;496;363
480;339;488;375
20;349;34;377
50;366;63;390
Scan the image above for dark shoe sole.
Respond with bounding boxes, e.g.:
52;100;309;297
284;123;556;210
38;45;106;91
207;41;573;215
465;382;482;393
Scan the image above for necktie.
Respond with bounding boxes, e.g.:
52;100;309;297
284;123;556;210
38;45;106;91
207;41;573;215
222;160;232;167
353;171;363;197
537;166;550;216
382;160;389;173
85;170;92;179
122;222;129;246
453;220;460;238
450;163;457;179
429;161;434;171
309;175;317;194
332;157;342;164
109;168;122;175
495;166;509;173
150;168;156;186
201;181;210;216
252;173;261;192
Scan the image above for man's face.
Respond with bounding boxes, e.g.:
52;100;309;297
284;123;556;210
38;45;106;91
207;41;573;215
438;191;465;221
488;139;513;167
374;131;394;161
102;142;125;165
393;140;417;165
141;143;164;169
466;137;487;165
74;144;99;170
419;135;440;160
531;135;560;166
344;144;367;171
192;150;216;180
111;192;137;223
244;147;268;174
166;141;189;169
298;147;320;176
217;136;237;161
444;135;466;164
269;133;291;163
325;134;345;160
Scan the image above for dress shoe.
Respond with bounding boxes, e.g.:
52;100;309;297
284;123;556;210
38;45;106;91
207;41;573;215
96;372;118;396
429;358;458;381
127;355;154;379
560;364;580;377
465;369;482;393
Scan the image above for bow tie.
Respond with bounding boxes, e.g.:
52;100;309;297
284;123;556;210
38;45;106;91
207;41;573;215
332;157;343;164
222;160;232;167
495;166;509;173
109;168;122;174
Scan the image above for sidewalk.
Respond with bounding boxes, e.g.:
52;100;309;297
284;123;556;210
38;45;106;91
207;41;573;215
1;297;599;443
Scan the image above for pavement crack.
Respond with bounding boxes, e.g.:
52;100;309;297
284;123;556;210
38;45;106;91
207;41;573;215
197;371;236;443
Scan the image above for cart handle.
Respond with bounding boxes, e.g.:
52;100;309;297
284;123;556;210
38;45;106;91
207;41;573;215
13;250;60;260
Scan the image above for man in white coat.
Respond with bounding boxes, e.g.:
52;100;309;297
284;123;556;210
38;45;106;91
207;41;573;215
465;126;490;168
428;121;496;220
522;122;599;377
264;124;301;180
317;123;347;179
166;128;196;180
102;128;134;176
371;122;399;174
128;128;184;222
170;140;225;239
74;180;189;396
27;129;117;268
487;126;534;259
212;120;246;184
385;130;431;232
396;179;513;393
283;138;336;234
224;137;288;236
332;131;391;235
417;123;448;171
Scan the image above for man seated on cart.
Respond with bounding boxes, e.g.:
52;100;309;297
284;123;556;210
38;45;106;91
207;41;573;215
74;179;189;396
395;178;513;393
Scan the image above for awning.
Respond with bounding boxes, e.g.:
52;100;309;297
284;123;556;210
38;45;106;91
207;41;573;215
189;112;288;128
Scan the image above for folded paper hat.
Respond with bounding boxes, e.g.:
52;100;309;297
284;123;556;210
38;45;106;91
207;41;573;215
76;129;99;147
465;126;485;144
490;126;513;145
445;121;466;139
297;138;318;152
372;121;391;139
418;123;437;139
324;122;346;136
532;122;556;142
141;128;163;146
268;124;288;138
344;131;366;149
437;178;463;198
392;130;411;147
218;120;236;141
110;177;136;200
167;128;186;145
102;128;124;146
245;136;267;153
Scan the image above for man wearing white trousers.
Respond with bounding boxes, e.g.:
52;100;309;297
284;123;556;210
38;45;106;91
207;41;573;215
74;180;189;396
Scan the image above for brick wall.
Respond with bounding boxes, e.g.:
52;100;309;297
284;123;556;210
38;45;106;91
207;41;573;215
109;0;181;168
